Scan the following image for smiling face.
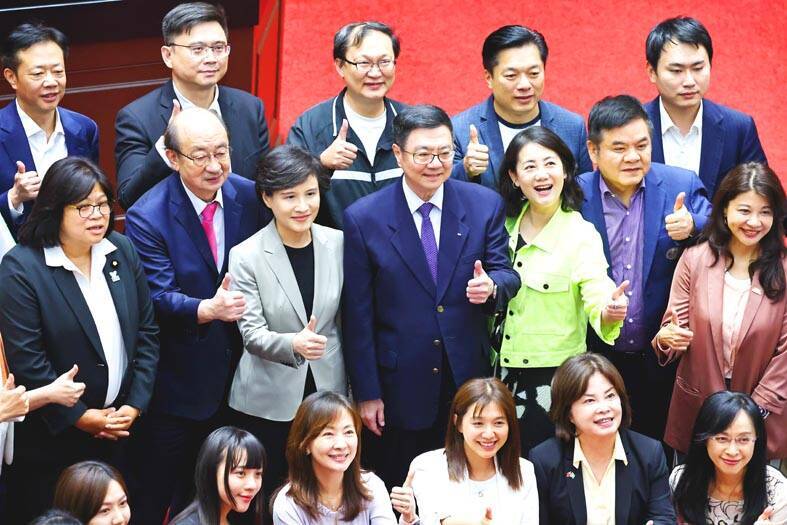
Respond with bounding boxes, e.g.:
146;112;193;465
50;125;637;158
458;401;510;462
725;190;774;251
86;480;130;525
216;450;263;515
262;174;320;239
162;21;229;91
509;141;566;211
59;183;110;253
648;41;710;112
589;118;652;199
308;408;358;476
394;125;453;201
167;111;230;201
485;44;545;124
706;410;756;480
570;372;623;439
3;40;66;120
335;29;396;105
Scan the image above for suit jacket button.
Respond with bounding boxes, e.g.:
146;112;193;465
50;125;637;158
432;368;439;375
436;305;444;313
432;339;441;348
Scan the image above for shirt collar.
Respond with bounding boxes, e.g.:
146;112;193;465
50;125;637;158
44;238;118;273
172;82;221;115
16;99;64;139
572;432;628;469
402;177;444;215
510;201;570;254
180;177;224;216
659;97;703;136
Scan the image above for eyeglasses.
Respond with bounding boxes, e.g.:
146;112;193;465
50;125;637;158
401;149;454;165
168;43;231;59
710;435;756;447
173;148;231;168
68;202;111;218
343;58;395;74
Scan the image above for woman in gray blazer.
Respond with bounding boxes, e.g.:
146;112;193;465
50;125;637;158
226;144;346;502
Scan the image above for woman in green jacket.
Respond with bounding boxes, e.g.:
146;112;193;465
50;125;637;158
496;126;628;454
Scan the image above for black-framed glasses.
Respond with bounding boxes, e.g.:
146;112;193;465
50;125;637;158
343;58;395;74
401;149;454;165
68;202;111;218
173;147;232;168
168;42;231;59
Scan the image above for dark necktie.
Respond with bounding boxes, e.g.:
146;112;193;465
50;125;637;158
418;202;438;282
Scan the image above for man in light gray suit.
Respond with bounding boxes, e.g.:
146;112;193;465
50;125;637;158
226;144;346;500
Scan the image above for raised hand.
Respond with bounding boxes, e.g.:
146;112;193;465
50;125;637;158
390;469;417;523
602;280;629;324
467;260;494;304
0;374;29;422
9;161;42;209
320;118;358;170
199;274;247;323
656;308;694;352
755;505;774;524
665;192;694;241
168;99;181;124
482;506;494;525
463;124;490;178
292;315;328;360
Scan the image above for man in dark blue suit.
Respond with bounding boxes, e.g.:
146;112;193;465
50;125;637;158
644;16;766;199
0;23;98;233
577;95;712;443
343;104;521;488
124;107;270;523
452;25;591;189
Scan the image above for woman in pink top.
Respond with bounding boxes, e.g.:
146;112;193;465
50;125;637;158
653;162;787;458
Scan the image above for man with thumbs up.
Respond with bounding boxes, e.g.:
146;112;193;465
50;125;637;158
576;95;711;443
288;21;406;229
124;107;271;523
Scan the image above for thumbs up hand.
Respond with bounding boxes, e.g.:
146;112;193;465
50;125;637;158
602;280;630;325
482;507;495;525
655;307;694;352
9;160;42;209
0;374;29;421
320;118;358;170
467;260;495;304
198;273;247;323
292;315;328;360
47;364;87;407
390;469;417;523
755;506;774;524
463;124;490;178
665;191;694;240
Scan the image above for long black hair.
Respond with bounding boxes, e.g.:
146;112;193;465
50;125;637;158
699;162;786;300
171;426;266;525
673;391;768;525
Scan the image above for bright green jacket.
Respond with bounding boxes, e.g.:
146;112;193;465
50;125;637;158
498;203;622;368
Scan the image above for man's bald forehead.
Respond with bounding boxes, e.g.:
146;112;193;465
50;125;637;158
165;106;228;151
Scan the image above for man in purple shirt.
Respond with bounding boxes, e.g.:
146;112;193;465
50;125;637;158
576;95;712;443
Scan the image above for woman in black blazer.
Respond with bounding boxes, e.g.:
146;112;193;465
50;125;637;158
528;353;676;525
0;158;159;525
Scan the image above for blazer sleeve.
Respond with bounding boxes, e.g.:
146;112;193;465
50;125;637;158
741;115;767;164
115;107;172;210
574;225;620;344
484;195;522;312
642;439;677;524
87;118;100;164
651;248;694;365
0;253;88;433
575;125;593;175
255;98;271;158
687;175;712;236
228;246;302;368
450;115;470;182
751;282;787;415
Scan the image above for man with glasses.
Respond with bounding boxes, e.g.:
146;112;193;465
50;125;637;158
124;107;271;524
287;21;405;228
342;105;520;488
115;2;270;209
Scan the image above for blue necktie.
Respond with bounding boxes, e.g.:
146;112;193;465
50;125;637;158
418;202;438;283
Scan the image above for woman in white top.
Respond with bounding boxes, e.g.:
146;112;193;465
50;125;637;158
397;377;538;525
272;392;399;525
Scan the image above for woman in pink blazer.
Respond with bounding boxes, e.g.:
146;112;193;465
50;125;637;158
653;163;787;459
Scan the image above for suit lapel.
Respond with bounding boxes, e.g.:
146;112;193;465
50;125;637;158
647;98;666;164
389;183;437;298
170;177;219;276
0;103;35;171
221;178;242;274
217;89;245;173
60;109;88;157
699;100;724;194
50;266;105;362
614;457;633;525
563;445;587;525
642;170;667;284
436;181;468;303
311;227;332;328
733;272;765;374
481;97;505;183
102;249;132;355
158;81;177;128
261;223;308;325
582;172;613;268
706;259;726;374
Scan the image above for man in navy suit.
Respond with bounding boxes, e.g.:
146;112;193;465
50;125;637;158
343;104;521;488
0;23;98;233
577;95;712;443
124;107;270;523
452;25;591;189
644;16;766;199
115;2;270;209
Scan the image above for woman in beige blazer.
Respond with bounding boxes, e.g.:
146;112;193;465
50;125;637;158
227;145;346;499
653;163;787;459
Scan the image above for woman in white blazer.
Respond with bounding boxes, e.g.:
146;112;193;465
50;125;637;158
226;145;347;502
392;378;538;525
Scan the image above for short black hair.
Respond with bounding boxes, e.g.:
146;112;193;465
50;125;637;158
18;157;115;248
587;94;653;145
29;510;82;525
393;104;452;149
1;23;68;71
162;2;228;44
256;144;328;200
498;126;583;217
333;21;400;61
482;25;548;72
646;16;713;70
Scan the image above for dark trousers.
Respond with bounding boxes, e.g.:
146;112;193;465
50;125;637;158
128;409;225;525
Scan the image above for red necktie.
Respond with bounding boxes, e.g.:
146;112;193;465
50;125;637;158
200;201;219;264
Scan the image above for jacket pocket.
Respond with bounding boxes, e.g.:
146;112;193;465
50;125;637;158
523;271;570;294
377;349;398;371
675;376;701;396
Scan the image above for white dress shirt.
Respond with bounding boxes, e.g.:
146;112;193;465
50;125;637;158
573;433;628;525
181;179;225;270
44;238;127;407
659;97;703;176
8;101;68;216
155;84;223;167
402;178;443;248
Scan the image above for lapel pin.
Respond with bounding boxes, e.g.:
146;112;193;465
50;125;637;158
112;260;118;267
666;247;680;260
457;232;462;236
109;271;120;283
565;471;575;479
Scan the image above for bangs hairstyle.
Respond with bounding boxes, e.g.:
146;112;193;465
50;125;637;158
282;391;371;521
173;426;265;525
549;353;632;442
18;157;115;248
53;461;127;523
333;21;400;61
673;391;767;525
162;2;228;44
2;22;68;71
445;378;523;490
498;126;584;217
256;144;328;202
646;16;713;70
587;94;652;146
482;25;548;72
393;104;452;149
699;162;786;301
